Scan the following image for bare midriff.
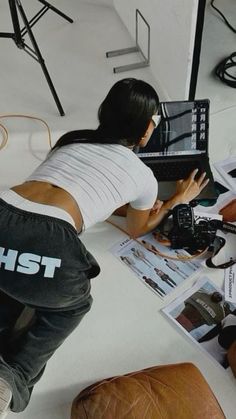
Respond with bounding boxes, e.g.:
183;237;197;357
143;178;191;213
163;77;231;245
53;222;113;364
11;181;83;231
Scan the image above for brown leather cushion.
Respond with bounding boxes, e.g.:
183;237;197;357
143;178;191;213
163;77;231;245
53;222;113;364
71;362;226;419
227;341;236;378
219;199;236;222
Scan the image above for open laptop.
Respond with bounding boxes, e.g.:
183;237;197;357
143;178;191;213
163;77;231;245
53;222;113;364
135;99;217;202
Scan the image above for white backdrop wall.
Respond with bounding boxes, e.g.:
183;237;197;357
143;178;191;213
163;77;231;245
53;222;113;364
113;0;199;100
82;0;114;6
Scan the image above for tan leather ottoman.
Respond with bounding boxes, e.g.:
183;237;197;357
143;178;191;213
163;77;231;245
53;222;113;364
71;362;226;419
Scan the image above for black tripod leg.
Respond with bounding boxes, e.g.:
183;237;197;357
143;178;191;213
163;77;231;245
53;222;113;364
37;0;73;23
17;1;65;116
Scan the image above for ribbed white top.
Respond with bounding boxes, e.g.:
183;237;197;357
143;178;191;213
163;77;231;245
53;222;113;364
27;143;158;229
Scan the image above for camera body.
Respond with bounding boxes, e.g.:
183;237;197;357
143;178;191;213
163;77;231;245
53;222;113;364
158;204;236;268
164;204;217;251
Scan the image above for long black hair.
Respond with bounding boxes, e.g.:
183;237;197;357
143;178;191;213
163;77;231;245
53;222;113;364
52;78;159;150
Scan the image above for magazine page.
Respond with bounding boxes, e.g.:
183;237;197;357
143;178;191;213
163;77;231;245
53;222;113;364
214;156;236;192
194;209;222;222
225;265;236;304
110;231;202;299
162;277;236;369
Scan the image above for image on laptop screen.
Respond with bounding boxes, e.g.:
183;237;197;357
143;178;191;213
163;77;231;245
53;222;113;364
137;100;209;158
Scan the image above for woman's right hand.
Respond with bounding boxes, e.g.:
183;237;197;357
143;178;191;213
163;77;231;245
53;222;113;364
174;169;209;203
125;169;209;237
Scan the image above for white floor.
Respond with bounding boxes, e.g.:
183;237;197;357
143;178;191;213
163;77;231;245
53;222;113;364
0;1;235;418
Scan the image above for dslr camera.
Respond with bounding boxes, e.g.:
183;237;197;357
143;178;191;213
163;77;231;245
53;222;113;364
160;204;218;251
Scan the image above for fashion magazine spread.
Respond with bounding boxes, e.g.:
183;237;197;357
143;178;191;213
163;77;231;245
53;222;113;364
110;233;202;299
162;276;236;369
225;265;236;304
109;210;225;298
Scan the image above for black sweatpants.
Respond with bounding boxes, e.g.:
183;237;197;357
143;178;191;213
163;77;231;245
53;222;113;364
0;194;100;412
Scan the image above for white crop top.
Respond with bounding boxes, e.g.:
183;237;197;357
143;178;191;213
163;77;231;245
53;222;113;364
27;143;158;230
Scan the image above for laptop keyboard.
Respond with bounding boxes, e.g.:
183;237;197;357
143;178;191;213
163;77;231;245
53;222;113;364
146;160;203;181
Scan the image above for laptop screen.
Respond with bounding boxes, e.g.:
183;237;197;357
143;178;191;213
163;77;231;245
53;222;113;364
137;99;209;158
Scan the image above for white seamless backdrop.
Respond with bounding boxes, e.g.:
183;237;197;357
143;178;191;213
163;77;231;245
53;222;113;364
114;0;199;100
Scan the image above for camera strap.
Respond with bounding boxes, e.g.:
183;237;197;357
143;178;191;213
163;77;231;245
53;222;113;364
205;220;236;269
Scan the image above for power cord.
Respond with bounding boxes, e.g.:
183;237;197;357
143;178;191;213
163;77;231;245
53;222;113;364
214;52;236;88
0;114;52;151
210;0;236;88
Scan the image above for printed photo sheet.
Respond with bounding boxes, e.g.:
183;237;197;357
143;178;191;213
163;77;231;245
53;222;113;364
163;276;236;369
110;232;202;299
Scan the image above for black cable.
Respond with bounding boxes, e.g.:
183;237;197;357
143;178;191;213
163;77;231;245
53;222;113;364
210;1;236;88
210;0;236;33
215;52;236;88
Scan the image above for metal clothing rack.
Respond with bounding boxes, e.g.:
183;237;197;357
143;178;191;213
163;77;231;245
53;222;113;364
106;9;150;73
0;0;74;116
